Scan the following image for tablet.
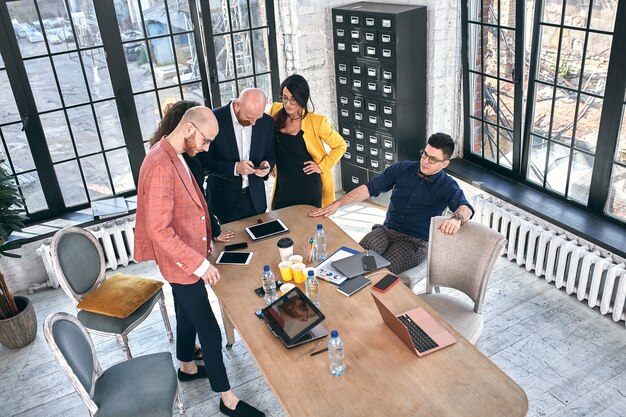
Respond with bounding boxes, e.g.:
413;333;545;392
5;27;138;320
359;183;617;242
245;219;289;241
215;251;253;265
261;287;326;347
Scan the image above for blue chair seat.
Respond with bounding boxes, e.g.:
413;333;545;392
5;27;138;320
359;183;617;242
92;352;178;417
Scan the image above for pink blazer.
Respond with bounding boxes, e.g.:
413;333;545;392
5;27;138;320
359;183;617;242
134;140;212;285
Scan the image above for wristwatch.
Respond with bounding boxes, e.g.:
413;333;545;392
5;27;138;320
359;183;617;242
451;213;465;224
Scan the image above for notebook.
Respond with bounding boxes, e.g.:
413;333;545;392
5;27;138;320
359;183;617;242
371;294;457;356
337;275;371;297
331;250;390;278
261;287;328;348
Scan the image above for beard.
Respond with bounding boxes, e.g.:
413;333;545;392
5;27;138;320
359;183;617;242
183;135;198;156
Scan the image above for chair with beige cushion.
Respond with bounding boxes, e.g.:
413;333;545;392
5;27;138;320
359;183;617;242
418;216;506;345
44;312;182;416
50;226;173;359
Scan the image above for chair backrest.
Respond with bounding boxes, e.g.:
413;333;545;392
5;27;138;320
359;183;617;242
50;227;106;303
426;216;506;313
44;312;100;415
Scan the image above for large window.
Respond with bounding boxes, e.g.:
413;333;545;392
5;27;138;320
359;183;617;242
0;0;277;223
463;0;625;223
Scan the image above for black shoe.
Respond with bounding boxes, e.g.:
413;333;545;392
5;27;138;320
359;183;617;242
219;399;265;417
177;365;208;382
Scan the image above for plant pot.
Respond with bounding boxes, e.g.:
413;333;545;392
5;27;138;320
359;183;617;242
0;295;37;349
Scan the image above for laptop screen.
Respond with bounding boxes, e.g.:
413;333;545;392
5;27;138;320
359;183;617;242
262;287;325;344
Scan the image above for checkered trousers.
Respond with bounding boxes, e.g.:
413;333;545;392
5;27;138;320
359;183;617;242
359;224;429;274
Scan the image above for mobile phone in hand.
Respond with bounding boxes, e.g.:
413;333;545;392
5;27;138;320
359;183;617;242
373;274;400;293
253;165;269;170
224;242;248;251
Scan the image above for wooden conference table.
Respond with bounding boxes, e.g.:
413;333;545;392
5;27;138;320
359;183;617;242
209;205;528;417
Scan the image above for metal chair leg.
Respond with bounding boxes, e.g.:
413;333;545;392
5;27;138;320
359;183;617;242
117;334;132;359
176;389;185;415
220;303;236;349
158;292;174;342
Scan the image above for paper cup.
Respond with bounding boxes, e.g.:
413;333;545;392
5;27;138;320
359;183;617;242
289;254;303;265
291;262;306;284
280;283;296;295
278;261;294;281
277;237;294;262
303;267;315;279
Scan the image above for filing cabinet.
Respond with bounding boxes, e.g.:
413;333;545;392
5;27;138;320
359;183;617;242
333;2;426;191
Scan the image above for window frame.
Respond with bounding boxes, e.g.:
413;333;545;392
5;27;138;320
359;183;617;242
462;0;626;225
0;0;279;224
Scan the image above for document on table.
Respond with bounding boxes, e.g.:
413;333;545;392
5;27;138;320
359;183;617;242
314;246;359;286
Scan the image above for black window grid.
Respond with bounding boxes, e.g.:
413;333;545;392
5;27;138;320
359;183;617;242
467;2;516;168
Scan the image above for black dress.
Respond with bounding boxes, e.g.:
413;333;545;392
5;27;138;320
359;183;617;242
272;130;322;210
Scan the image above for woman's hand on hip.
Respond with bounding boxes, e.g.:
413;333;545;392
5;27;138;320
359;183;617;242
303;160;321;175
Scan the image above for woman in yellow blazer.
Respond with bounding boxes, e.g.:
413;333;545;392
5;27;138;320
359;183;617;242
268;74;346;209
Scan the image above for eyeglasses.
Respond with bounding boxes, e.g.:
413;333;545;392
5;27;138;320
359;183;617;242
420;149;447;164
189;121;213;146
280;95;299;106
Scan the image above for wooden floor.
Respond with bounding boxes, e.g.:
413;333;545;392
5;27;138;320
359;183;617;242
2;202;626;417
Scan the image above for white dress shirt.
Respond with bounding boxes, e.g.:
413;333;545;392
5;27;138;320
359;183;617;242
230;102;253;189
177;153;211;277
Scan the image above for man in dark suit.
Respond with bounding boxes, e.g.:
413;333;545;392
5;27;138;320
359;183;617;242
201;88;275;223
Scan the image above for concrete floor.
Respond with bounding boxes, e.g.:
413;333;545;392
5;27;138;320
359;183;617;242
1;201;626;417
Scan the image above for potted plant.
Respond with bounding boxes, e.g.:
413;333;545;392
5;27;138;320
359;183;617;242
0;160;36;349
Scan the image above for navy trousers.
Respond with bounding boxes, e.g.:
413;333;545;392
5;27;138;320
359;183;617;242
170;279;230;392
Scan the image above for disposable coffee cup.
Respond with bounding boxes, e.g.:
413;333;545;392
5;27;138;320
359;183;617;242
277;237;294;261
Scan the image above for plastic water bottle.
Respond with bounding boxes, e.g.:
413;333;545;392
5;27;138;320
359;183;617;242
305;270;320;307
314;224;327;262
262;265;276;305
328;330;346;377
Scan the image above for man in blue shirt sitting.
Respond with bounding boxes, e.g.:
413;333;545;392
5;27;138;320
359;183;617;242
310;133;474;275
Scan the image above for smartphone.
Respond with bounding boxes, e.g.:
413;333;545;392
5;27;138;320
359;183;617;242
253;165;270;170
373;273;400;293
362;255;377;271
224;242;248;251
254;280;283;297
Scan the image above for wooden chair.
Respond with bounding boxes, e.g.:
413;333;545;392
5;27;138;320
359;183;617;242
50;226;173;359
418;216;506;345
44;312;183;416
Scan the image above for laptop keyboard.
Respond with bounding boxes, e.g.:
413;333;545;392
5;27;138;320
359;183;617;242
398;314;439;353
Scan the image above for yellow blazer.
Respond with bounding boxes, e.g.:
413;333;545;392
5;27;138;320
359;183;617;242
268;103;347;207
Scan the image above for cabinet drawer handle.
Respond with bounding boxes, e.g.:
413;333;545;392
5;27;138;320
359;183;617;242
356;132;364;139
366;18;374;26
382;49;391;58
382;19;391;28
383;106;392;114
351;176;360;184
368;103;377;111
368;82;376;90
382;34;391;43
351;30;359;38
368;68;377;77
383;71;392;79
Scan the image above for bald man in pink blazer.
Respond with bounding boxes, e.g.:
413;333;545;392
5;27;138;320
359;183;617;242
135;106;264;417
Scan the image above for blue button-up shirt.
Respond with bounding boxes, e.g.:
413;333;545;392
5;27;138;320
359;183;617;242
365;161;474;241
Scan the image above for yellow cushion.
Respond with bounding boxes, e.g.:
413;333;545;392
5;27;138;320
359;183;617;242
77;273;163;318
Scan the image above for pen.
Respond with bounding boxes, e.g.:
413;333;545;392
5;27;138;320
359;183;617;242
310;347;329;356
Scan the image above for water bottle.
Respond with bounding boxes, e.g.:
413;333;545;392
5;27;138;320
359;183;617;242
305;270;320;307
328;330;346;377
262;265;276;305
314;224;327;262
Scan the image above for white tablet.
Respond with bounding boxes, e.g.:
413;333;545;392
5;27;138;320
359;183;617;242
245;219;289;241
215;251;253;265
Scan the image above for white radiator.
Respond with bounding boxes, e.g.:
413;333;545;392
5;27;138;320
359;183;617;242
472;195;626;324
35;216;137;290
